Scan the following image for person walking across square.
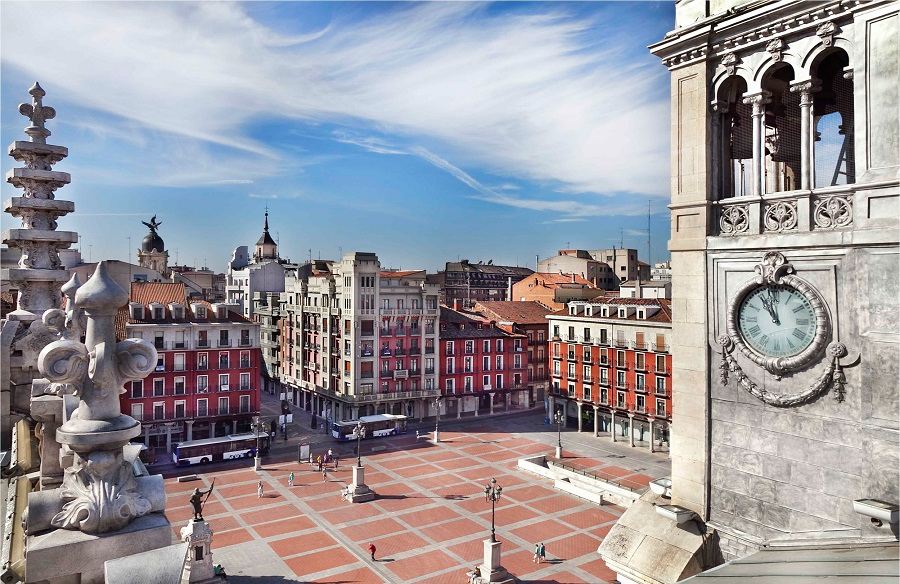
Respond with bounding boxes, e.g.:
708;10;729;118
539;542;546;563
257;480;264;498
288;471;294;487
333;454;339;469
322;467;328;482
368;542;377;561
533;543;540;563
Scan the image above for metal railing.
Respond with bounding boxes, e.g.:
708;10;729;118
551;460;642;493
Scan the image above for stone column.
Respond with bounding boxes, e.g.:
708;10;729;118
577;404;583;432
166;427;172;452
231;420;237;435
649;418;656;453
610;411;616;443
490;395;494;415
743;91;771;196
505;392;510;411
790;80;821;191
593;405;599;437
186;420;194;441
144;424;151;446
628;414;635;447
457;398;462;419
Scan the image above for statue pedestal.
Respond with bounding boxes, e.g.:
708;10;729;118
555;445;563;459
181;519;227;583
343;465;375;503
433;429;440;444
479;539;516;583
28;513;172;584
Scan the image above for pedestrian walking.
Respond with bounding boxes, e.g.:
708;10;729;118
322;467;328;482
333;454;339;469
533;543;540;563
316;455;322;471
327;448;333;464
539;542;546;563
257;480;264;498
368;542;377;561
288;471;294;487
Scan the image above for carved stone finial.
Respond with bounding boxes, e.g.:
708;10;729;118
37;260;159;534
721;51;739;75
753;251;794;284
18;82;57;144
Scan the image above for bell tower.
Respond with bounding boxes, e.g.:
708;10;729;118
137;215;169;276
253;208;278;263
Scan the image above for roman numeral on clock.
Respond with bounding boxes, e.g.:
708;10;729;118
747;325;761;336
792;305;805;313
796;318;809;325
792;329;806;340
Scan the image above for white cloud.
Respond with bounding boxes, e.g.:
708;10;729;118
1;2;669;196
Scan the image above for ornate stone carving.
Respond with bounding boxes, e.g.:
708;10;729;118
38;261;158;534
813;195;853;229
719;204;750;236
816;21;837;47
763;200;798;232
721;51;739;75
18;82;56;144
766;38;785;62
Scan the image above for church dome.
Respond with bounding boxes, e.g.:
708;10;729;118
142;231;165;253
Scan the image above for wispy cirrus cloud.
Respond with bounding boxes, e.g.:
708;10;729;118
1;2;668;196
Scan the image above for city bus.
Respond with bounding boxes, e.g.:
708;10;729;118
331;414;408;441
172;432;270;466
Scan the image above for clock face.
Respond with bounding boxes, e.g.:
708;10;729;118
737;284;817;358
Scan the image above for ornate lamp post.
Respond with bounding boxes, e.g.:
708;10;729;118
484;477;503;542
554;409;564;459
432;396;443;443
354;420;365;467
251;415;265;471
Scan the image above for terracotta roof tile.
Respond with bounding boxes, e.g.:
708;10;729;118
474;301;552;325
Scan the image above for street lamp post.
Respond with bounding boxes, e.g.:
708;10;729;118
554;410;564;459
484;477;503;542
251;415;264;471
432;396;442;444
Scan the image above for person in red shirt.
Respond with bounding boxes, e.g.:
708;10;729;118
368;542;376;561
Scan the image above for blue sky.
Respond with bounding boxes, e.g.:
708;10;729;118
1;1;674;272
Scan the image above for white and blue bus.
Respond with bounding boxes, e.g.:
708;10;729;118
331;414;408;441
172;432;270;466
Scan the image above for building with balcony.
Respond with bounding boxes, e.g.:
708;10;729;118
224;211;287;320
436;259;533;309
438;305;529;417
117;282;262;453
546;296;672;452
253;291;283;395
279;252;441;425
473;300;553;405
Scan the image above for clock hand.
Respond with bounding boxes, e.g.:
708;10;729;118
760;295;780;325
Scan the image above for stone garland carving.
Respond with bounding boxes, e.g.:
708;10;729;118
816;21;837;47
763;200;798;232
718;336;848;406
721;51;739;75
38;261;158;534
717;252;850;407
766;38;785;62
813;195;853;229
719;204;750;236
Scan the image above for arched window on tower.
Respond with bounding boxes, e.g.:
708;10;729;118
760;63;800;194
813;49;854;187
716;76;751;198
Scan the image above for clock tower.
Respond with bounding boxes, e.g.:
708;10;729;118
648;0;899;565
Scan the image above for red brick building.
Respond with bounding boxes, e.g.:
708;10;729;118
473;301;552;405
116;282;262;452
547;296;672;452
439;306;529;416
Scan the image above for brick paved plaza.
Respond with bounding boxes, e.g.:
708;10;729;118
164;417;668;583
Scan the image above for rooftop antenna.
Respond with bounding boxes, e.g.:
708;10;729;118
127;236;132;281
308;248;312;264
619;227;624;249
175;248;179;265
338;246;343;258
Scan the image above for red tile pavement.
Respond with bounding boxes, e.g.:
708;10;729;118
502;484;557;503
218;481;265;499
532;570;591;583
477;503;541;525
455;493;515;514
447;537;486;563
479;449;524;463
509;519;573;543
577;558;619;582
305;493;350;512
511;442;552;455
497;548;545;578
415;473;470;490
239;503;303;524
417;450;463;463
228;492;284;510
253;515;316;538
339;518;406;542
454;466;498;481
308;565;387;584
376;456;427;470
527;494;584;515
556;508;621;530
384;549;458;581
368;530;430;557
547;533;604;558
391;463;445;479
396;505;461;528
214;528;255;548
285;547;360;578
269;530;338;558
319;502;385;525
589;524;615;540
432;457;480;471
459;443;499;455
371;494;435;513
419;517;485;542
